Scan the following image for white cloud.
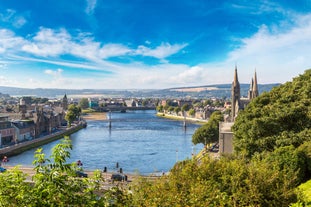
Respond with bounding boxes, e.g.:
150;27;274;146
135;42;188;59
0;29;25;53
18;27;185;63
22;28;70;57
85;0;97;15
225;13;311;83
99;43;131;59
171;66;204;84
44;68;63;76
0;62;8;69
0;9;27;28
2;7;311;89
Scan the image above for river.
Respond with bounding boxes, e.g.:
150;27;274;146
8;110;203;174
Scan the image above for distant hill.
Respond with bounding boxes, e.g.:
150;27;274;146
0;83;280;99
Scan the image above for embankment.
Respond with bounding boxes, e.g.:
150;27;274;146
0;122;86;158
156;112;208;124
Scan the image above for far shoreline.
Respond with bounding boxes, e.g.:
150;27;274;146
82;112;107;121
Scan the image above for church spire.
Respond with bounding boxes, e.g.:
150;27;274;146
252;70;259;98
231;65;240;122
233;65;239;87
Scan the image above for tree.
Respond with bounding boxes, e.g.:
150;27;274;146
233;69;311;157
142;99;148;107
174;107;181;115
192;111;223;145
79;98;89;109
0;137;131;206
181;103;191;112
188;108;195;116
130;153;299;206
168;106;174;113
156;105;163;112
65;104;81;127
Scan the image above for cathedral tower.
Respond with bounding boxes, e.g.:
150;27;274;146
248;70;259;100
231;66;240;122
62;94;68;110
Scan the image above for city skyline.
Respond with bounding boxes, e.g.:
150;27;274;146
0;0;311;89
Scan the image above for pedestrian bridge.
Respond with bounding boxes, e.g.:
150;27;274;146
101;106;155;112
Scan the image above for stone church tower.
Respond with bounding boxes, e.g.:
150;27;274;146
248;70;259;100
231;68;259;122
62;94;68;110
231;66;240;122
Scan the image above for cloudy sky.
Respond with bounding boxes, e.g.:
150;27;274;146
0;0;310;89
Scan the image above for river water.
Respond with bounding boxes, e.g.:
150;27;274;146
8;110;203;174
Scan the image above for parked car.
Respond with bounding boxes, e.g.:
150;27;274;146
111;173;127;181
0;166;7;173
76;170;88;178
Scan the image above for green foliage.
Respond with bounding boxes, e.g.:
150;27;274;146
0;137;134;206
156;105;163;112
65;104;81;127
168;106;174;112
181;103;191;112
130;155;298;206
291;179;311;206
188;108;195;116
174;106;181;114
192;111;223;145
233;69;311;157
79;98;89;109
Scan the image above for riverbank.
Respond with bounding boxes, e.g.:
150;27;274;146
0;122;86;158
156;112;208;124
82;112;107;120
4;165;161;183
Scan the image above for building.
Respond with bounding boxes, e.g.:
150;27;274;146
62;94;68;110
219;122;234;154
0;116;15;147
11;120;35;142
231;66;258;122
219;66;259;154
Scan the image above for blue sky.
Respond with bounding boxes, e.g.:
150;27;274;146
0;0;311;89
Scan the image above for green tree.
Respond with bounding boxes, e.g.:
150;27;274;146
131;154;298;206
192;111;223;145
65;104;81;127
233;69;311;157
181;103;191;112
174;106;181;115
168;106;174;113
79;98;89;109
0;137;132;206
142;99;148;107
156;105;163;112
188;108;195;116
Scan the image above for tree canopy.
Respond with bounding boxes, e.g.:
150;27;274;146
0;137;130;206
232;69;311;157
65;104;81;127
78;98;89;109
192;111;223;145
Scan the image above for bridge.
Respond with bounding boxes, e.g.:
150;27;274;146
100;106;156;112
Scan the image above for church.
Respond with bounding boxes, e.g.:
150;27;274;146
231;66;259;121
219;66;259;153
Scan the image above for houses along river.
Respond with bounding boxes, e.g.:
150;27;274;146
8;110;203;174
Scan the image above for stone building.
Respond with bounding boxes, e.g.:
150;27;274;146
231;66;258;122
219;67;259;154
11;120;35;142
0;116;15;147
32;106;65;137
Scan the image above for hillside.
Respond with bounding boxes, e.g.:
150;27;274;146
0;83;279;98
